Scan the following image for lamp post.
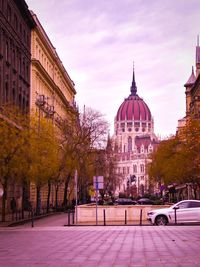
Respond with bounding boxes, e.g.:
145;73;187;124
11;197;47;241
75;170;78;224
35;93;55;215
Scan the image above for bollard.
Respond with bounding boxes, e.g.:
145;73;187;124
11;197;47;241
72;210;75;224
174;207;178;225
125;210;127;225
31;208;34;228
103;209;106;226
139;209;142;226
68;210;71;226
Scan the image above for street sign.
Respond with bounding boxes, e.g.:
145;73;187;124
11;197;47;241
93;176;104;226
93;176;104;190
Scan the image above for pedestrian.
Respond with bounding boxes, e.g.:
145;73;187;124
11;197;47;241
10;197;16;220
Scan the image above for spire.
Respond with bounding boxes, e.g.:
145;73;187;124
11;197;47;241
196;35;200;64
184;66;196;87
196;35;200;76
130;62;137;95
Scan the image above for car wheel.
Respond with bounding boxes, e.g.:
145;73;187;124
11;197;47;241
155;215;168;226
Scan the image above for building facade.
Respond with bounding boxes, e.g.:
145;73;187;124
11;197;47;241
175;39;200;200
0;0;35;111
30;12;76;125
29;12;77;208
178;39;200;133
113;66;159;197
0;0;35;213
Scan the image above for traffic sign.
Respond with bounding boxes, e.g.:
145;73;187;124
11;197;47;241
93;176;104;190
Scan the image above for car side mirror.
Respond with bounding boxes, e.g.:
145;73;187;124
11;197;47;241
173;206;179;210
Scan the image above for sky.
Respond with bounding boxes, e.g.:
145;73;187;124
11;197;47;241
26;0;200;138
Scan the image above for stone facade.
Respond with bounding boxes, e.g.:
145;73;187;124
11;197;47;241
29;12;77;208
0;0;35;111
30;12;76;124
0;0;35;213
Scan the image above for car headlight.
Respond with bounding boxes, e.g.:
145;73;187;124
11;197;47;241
147;212;155;216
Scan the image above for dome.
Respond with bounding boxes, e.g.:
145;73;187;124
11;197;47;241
116;94;151;121
116;66;151;122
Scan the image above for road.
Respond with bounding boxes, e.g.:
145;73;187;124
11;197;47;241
0;213;200;267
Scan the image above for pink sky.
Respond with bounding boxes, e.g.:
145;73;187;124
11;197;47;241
26;0;200;138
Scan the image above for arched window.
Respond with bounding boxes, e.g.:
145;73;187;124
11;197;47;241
140;164;144;173
133;164;137;173
128;136;132;152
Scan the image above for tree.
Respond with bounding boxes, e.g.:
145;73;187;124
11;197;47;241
97;135;120;203
27;115;60;214
60;107;109;205
0;105;29;221
148;119;200;198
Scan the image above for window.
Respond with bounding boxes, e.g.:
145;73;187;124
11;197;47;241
133;164;137;173
128;136;132;152
7;4;11;21
22;60;25;77
5;82;9;102
5;41;9;61
26;65;28;79
18;55;21;74
177;202;189;209
22;97;25;112
188;202;200;208
13;49;16;67
12;88;15;103
14;14;18;31
18;93;22;108
140;164;144;173
127;167;129;174
123;167;126;174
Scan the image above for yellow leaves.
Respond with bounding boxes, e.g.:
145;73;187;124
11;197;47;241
27;114;60;185
148;119;200;185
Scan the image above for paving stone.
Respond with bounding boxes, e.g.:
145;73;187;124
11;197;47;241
0;215;199;267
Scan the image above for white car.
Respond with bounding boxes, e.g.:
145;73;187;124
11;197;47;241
147;200;200;225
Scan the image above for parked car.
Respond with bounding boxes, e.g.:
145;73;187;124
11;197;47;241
115;198;137;205
137;198;154;205
147;200;200;225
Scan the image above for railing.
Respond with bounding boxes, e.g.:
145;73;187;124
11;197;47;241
0;205;71;224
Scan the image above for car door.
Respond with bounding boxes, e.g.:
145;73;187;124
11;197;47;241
187;201;200;222
175;201;191;222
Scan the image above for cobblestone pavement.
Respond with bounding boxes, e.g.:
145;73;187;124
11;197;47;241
0;224;200;267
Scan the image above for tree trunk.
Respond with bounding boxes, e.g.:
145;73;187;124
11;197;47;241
22;184;25;219
47;180;51;213
55;185;58;211
63;174;70;209
36;185;41;215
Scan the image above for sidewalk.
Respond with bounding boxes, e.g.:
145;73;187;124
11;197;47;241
0;211;63;227
0;224;200;267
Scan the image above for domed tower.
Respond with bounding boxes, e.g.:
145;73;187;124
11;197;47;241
114;65;158;197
